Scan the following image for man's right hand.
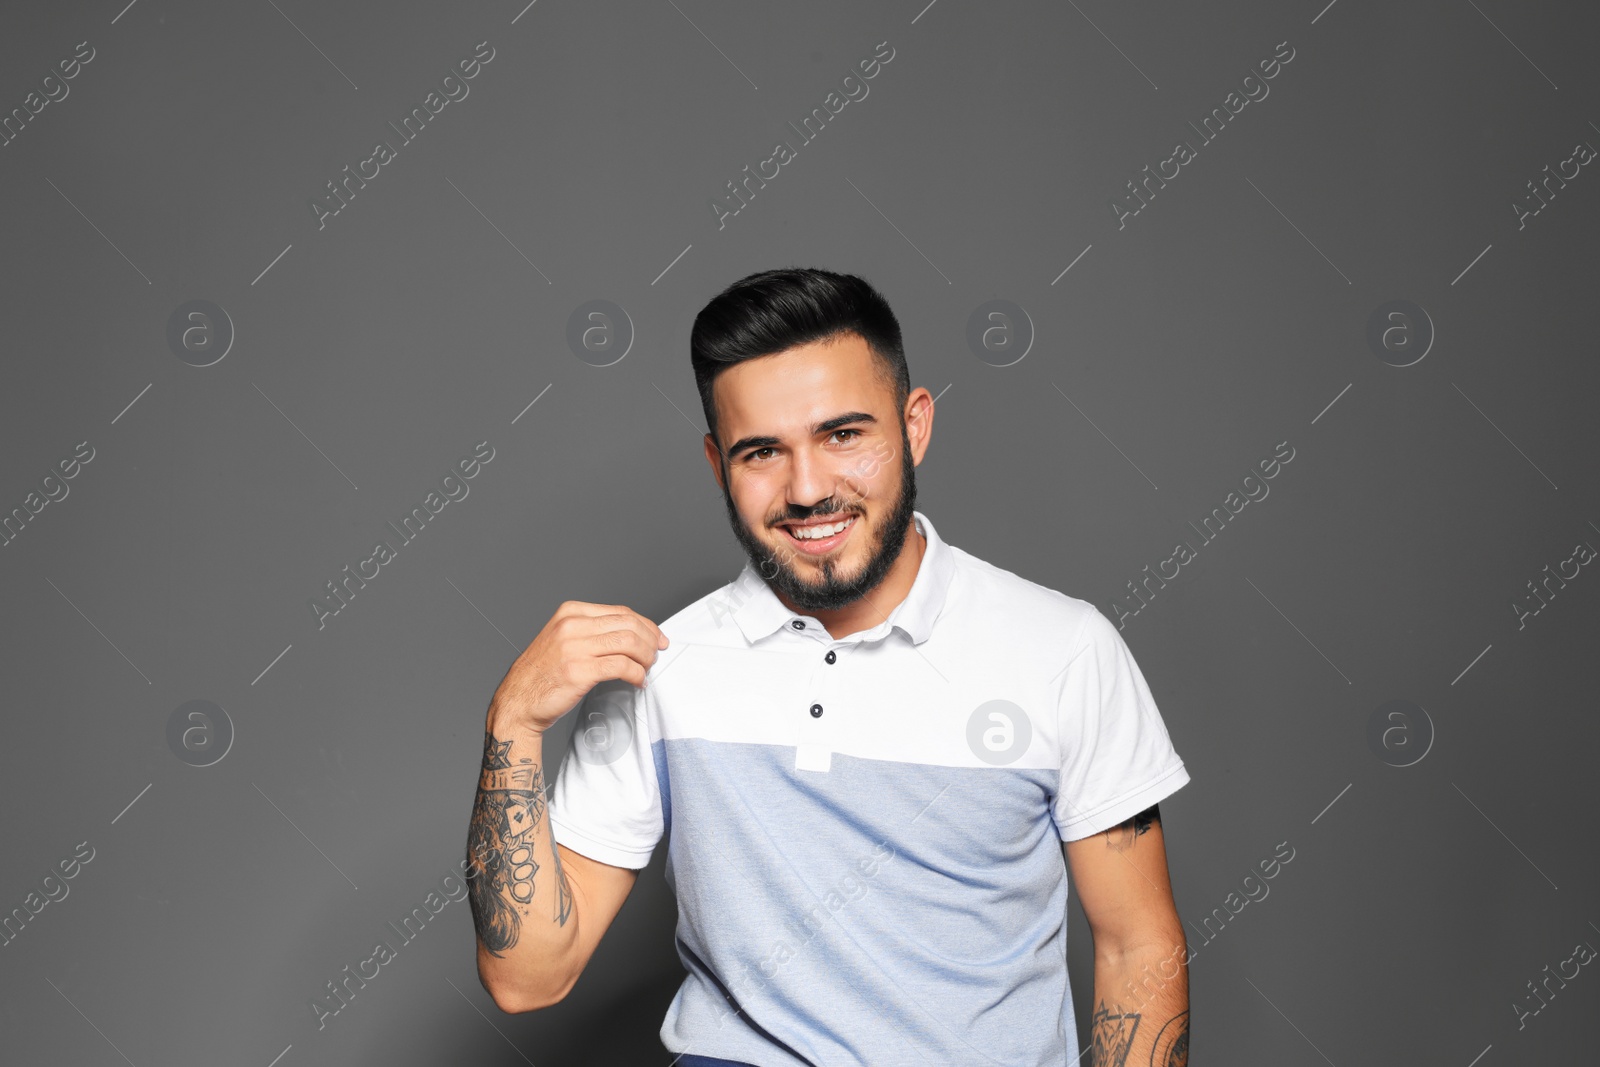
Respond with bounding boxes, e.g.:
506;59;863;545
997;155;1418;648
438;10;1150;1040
471;600;664;1012
487;601;669;735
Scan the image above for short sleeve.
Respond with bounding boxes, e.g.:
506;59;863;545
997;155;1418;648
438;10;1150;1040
547;676;663;869
1050;606;1189;842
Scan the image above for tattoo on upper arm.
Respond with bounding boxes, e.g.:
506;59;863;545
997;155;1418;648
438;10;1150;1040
467;730;571;955
1150;1010;1188;1067
1105;804;1160;853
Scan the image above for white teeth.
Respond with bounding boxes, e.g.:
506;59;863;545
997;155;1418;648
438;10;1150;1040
790;516;853;540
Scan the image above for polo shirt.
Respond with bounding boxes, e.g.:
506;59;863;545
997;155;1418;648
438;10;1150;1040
548;510;1189;1067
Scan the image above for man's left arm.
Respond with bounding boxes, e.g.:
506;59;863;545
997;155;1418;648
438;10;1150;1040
1064;803;1190;1067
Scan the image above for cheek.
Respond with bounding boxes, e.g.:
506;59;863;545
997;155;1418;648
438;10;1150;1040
870;459;908;509
841;454;895;506
727;471;772;520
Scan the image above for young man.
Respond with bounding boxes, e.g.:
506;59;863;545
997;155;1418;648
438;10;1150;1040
467;268;1192;1066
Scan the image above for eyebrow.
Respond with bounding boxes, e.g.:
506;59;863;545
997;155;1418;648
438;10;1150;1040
725;411;878;459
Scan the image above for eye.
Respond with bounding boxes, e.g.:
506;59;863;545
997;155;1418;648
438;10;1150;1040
831;429;861;443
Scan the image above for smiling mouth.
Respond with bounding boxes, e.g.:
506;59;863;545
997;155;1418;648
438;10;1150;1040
776;513;859;554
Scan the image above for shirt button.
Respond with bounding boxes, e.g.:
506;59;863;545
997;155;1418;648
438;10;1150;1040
824;650;836;664
809;704;824;718
791;620;805;630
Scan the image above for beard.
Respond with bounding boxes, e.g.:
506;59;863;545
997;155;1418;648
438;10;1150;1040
718;420;919;613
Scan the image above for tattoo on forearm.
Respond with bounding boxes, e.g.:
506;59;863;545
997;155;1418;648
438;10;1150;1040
1150;1010;1188;1067
1106;804;1160;853
1090;1000;1141;1067
467;730;568;955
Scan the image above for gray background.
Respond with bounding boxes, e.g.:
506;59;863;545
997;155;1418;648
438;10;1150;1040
1;0;1596;1063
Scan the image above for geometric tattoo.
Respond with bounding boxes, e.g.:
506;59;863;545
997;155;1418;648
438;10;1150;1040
1087;998;1187;1066
1105;804;1160;853
466;729;570;956
1089;1000;1140;1066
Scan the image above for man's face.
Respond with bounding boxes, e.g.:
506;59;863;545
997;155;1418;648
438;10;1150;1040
703;333;928;613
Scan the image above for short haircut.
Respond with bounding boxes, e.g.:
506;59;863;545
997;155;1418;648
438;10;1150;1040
690;267;909;448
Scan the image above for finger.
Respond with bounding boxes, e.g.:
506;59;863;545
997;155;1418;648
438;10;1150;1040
572;610;666;653
586;653;650;690
556;600;637;619
571;619;663;671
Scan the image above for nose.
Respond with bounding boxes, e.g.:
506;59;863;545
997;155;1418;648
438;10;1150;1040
783;445;839;520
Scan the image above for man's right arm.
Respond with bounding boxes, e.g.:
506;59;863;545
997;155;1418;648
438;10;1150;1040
465;601;667;1013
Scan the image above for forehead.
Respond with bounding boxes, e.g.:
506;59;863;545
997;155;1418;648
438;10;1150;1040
713;333;890;437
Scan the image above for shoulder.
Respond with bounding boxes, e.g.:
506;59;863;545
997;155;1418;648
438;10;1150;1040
943;545;1105;662
652;572;753;646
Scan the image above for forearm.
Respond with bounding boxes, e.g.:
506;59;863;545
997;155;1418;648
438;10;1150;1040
466;710;579;1011
1087;939;1190;1067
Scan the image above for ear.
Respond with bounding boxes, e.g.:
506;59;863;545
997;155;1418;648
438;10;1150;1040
703;433;726;492
904;387;935;466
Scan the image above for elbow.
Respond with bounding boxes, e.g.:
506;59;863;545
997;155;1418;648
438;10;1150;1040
479;964;577;1014
485;984;543;1016
1091;928;1188;973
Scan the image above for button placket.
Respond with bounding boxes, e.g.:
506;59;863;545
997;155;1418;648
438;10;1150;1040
795;638;837;772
